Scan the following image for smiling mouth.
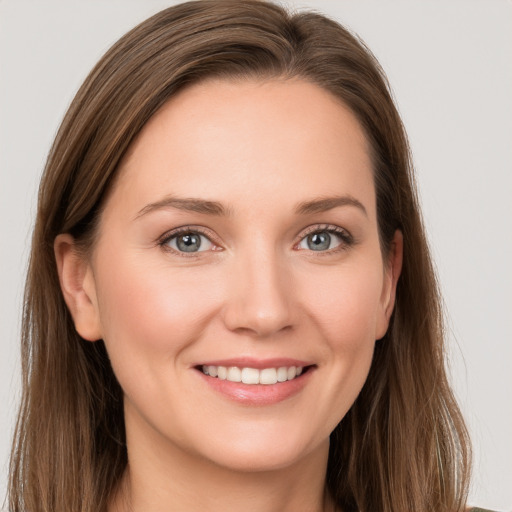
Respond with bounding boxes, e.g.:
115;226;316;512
199;365;312;385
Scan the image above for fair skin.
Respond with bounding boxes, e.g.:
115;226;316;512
55;79;402;512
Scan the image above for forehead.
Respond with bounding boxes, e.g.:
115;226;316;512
109;78;375;220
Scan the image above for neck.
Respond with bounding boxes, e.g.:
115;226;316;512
110;415;335;512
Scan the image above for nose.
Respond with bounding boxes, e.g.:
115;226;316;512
222;247;295;338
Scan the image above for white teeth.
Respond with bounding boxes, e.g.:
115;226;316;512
260;368;277;384
276;367;288;382
201;365;306;385
241;367;259;384
227;367;242;382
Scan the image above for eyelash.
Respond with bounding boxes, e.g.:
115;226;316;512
158;226;219;257
157;224;354;257
296;224;354;254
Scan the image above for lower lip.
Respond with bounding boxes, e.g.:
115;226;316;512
196;368;315;405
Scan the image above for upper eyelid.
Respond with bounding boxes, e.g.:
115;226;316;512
300;223;346;233
158;225;219;245
297;224;351;239
294;226;355;258
157;226;221;257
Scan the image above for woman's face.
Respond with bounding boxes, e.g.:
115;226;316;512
66;79;401;472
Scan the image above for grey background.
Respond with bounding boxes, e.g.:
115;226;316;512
1;1;511;510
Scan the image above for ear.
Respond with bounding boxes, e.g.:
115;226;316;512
375;230;403;340
54;234;102;341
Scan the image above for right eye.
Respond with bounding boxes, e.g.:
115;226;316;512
162;230;214;253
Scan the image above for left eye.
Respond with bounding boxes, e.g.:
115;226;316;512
298;230;345;252
164;231;213;253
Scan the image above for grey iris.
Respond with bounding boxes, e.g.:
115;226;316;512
307;232;331;251
177;233;201;252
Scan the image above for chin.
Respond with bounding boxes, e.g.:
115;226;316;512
206;450;309;474
193;427;327;474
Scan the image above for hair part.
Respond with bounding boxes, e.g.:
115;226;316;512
9;1;471;511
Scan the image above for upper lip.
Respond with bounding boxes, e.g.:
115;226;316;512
194;357;315;370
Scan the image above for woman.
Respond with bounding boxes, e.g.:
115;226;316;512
8;1;478;511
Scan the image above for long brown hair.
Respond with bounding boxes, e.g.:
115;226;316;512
8;1;471;511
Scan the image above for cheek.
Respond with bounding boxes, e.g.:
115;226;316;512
93;251;221;373
298;259;385;349
286;260;384;435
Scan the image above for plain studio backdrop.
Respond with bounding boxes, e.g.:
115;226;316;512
1;1;511;510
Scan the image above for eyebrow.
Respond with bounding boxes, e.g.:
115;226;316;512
135;194;367;219
294;195;368;217
135;196;230;219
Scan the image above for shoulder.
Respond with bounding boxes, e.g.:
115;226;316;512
469;508;497;512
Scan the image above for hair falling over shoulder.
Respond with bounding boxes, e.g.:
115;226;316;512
8;1;471;511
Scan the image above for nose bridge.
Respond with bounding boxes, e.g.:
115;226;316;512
223;242;294;337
